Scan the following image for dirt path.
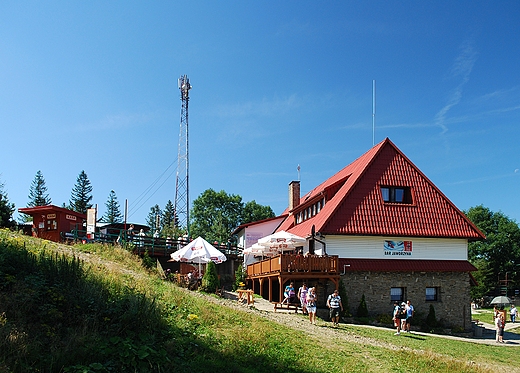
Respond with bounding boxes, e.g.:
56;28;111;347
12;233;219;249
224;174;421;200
200;290;519;373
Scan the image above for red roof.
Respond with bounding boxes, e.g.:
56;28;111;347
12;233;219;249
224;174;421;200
277;138;485;240
338;258;477;272
231;215;287;235
18;204;87;219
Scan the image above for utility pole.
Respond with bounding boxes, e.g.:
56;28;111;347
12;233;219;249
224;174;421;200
174;75;191;237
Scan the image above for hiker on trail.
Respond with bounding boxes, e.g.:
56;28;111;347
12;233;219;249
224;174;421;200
298;283;309;315
404;300;414;333
306;287;317;325
392;301;401;335
510;305;518;323
399;302;407;331
327;289;343;327
282;282;295;304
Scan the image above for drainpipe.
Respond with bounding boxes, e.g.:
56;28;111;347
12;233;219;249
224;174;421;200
311;225;326;255
340;264;351;276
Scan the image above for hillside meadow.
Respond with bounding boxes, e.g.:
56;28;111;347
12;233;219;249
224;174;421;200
0;229;518;373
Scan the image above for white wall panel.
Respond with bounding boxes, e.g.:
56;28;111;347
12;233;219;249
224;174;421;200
325;235;467;260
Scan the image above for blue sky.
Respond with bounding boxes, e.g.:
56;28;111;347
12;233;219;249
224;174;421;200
1;1;519;226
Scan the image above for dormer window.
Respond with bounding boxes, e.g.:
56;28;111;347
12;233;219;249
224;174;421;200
381;186;412;204
294;197;327;225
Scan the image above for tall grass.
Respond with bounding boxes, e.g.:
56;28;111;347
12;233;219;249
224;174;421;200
0;230;518;373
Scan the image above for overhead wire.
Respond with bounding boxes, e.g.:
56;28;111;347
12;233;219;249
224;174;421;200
127;158;178;219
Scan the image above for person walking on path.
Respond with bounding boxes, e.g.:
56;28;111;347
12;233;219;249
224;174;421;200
327;289;343;327
282;282;295;304
306;287;317;325
510;305;518;323
392;301;401;335
404;300;414;333
297;283;309;315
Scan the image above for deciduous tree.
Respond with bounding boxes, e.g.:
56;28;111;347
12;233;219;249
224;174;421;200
190;189;243;243
190;189;276;243
465;205;520;299
242;200;275;224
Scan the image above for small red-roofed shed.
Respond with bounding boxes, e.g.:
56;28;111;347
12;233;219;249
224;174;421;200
18;205;86;243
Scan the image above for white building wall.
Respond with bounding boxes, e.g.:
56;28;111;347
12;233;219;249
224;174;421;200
325;235;468;260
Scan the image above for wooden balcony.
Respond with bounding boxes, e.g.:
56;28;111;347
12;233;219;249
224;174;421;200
246;254;340;303
247;254;338;277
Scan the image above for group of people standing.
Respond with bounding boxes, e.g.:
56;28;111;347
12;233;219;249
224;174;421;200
291;283;318;325
393;300;414;335
494;306;506;343
284;283;344;326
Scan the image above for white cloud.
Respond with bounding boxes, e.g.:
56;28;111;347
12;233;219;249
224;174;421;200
434;40;478;135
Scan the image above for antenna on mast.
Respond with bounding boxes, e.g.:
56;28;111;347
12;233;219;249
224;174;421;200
297;164;301;181
372;80;376;146
174;75;192;237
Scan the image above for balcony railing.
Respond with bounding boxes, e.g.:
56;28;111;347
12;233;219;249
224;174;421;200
247;254;338;277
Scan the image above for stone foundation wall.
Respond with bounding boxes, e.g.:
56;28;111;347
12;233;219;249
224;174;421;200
330;271;472;330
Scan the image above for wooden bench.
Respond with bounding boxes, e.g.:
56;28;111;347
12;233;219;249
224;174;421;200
273;302;300;313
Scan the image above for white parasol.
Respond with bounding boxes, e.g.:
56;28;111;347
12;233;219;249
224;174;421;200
257;230;306;252
169;236;227;264
244;243;277;258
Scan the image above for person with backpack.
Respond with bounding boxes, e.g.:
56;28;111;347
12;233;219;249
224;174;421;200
282;282;295;304
392;301;401;335
399;302;408;331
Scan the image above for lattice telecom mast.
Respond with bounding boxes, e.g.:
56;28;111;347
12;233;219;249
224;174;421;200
174;75;192;236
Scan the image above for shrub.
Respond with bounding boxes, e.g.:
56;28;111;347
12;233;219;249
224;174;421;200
377;313;393;325
357;294;369;318
200;261;220;293
426;304;437;328
338;280;351;317
141;250;156;270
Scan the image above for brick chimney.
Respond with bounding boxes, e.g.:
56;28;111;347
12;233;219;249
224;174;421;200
288;181;300;211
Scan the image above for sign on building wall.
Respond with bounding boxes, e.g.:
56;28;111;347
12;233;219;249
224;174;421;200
245;232;264;249
384;240;412;256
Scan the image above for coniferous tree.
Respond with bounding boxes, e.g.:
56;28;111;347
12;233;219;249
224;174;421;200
356;294;369;318
200;261;220;293
146;204;162;235
162;200;176;227
102;190;122;223
161;200;183;238
28;170;52;207
0;180;15;228
69;170;93;214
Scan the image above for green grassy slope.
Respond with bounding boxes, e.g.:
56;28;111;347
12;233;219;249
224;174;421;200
0;230;517;373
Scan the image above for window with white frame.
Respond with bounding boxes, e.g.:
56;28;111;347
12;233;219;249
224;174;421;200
380;186;413;204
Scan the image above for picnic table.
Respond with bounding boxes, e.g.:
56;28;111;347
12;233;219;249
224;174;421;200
237;289;255;305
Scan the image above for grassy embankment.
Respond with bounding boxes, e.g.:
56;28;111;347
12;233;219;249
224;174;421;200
0;229;518;373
